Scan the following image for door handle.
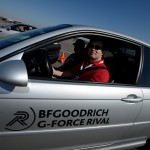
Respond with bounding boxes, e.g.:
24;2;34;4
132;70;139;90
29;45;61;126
121;94;143;103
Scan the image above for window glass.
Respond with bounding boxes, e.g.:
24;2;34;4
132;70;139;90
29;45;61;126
109;45;140;84
22;35;141;85
139;47;150;86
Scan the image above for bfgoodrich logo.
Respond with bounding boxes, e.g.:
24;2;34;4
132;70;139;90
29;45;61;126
5;107;36;131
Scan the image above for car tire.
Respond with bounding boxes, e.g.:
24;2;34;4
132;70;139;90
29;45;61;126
137;138;150;150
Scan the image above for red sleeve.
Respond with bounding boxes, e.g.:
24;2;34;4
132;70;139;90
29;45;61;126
91;69;110;82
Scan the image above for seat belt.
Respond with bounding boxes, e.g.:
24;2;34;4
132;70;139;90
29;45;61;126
75;66;107;76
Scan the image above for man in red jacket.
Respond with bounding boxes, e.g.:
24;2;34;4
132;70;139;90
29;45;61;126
53;40;110;82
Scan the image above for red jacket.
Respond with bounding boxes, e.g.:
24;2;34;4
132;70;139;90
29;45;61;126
70;60;110;82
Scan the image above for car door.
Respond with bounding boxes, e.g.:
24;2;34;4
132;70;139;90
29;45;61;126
121;46;150;143
0;78;143;150
0;36;144;150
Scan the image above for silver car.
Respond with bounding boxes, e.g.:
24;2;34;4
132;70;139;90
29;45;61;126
0;24;150;150
0;23;36;38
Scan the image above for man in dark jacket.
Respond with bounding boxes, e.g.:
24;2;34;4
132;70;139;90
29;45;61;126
58;39;86;71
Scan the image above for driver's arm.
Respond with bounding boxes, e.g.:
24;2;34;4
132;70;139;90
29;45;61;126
53;67;73;78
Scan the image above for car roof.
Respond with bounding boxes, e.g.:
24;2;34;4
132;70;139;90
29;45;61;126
0;24;149;59
71;24;150;47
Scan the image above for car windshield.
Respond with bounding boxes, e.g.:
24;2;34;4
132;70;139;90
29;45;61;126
0;24;72;50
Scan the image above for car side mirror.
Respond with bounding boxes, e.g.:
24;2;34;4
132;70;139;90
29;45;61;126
0;60;28;86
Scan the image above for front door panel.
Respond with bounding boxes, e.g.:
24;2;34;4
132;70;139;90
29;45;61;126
0;80;143;149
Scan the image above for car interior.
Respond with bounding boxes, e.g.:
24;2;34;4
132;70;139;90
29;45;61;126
22;43;61;78
22;35;141;85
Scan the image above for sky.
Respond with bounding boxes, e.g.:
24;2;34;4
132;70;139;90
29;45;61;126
0;0;150;44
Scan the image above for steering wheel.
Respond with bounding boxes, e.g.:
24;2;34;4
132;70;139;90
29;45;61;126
38;49;53;78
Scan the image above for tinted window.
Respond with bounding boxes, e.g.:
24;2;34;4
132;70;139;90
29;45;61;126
139;47;150;86
112;45;140;84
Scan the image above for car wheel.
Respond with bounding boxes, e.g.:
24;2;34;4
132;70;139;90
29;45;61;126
137;138;150;150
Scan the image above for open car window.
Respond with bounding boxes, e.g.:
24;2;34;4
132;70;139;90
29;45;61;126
22;34;141;85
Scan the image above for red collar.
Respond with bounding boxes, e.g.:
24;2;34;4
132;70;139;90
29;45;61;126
81;60;104;70
87;59;104;65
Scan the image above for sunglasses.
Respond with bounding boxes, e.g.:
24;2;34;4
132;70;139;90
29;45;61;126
88;44;103;50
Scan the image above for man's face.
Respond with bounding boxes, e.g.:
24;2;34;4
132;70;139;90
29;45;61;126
88;41;103;61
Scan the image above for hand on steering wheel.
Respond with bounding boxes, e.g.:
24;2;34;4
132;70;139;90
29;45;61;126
39;49;53;78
